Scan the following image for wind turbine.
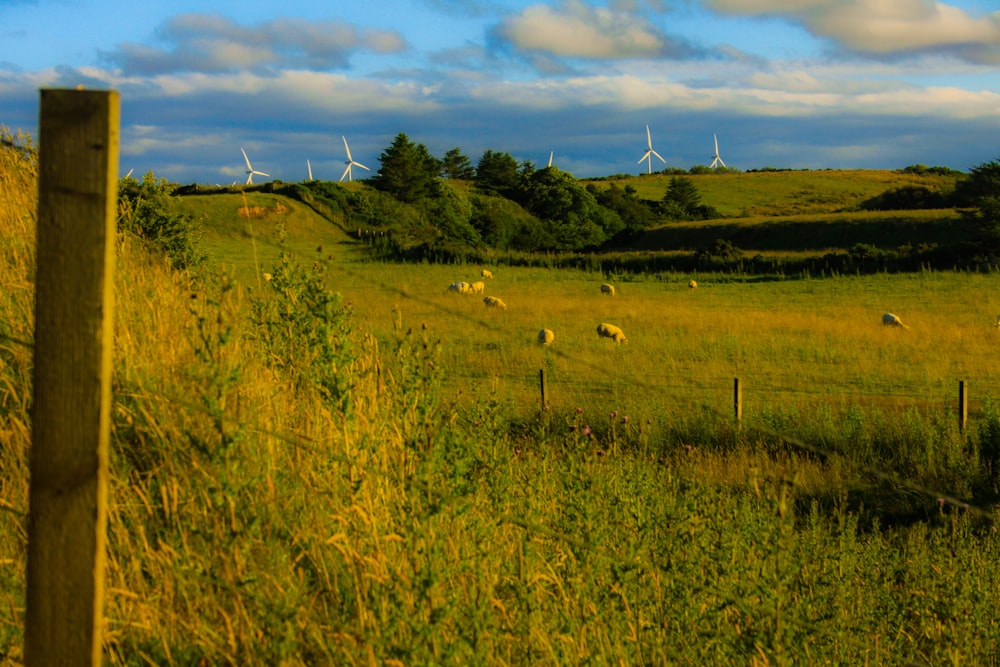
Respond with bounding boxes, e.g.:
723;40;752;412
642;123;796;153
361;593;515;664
547;151;554;168
241;148;269;185
710;134;726;170
637;125;666;175
339;136;369;182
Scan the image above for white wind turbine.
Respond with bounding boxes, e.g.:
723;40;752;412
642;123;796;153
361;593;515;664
637;125;666;175
339;136;370;182
710;134;726;170
241;148;269;185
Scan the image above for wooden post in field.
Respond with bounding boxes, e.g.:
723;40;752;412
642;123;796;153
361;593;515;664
25;89;119;667
734;377;743;424
539;369;548;410
959;380;968;433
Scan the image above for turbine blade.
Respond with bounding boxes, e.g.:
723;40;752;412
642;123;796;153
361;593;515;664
646;125;652;148
548;151;553;168
342;136;353;161
714;134;719;154
256;170;269;177
340;164;351;182
246;173;253;185
307;159;313;181
354;161;370;172
651;149;666;163
242;148;252;170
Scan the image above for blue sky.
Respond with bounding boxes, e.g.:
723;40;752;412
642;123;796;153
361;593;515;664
2;0;999;182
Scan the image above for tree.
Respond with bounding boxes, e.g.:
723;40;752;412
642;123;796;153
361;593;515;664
659;176;719;220
441;147;475;180
522;167;623;250
371;133;441;203
591;182;655;236
475;149;520;199
955;159;1000;254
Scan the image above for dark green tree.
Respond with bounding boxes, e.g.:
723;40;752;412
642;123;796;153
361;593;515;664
441;147;475;180
659;176;718;220
371;133;441;203
475;149;520;198
955;159;1000;253
591;182;655;236
523;167;623;250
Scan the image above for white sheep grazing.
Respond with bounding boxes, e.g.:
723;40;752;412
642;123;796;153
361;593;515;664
596;322;627;343
483;295;507;310
882;312;908;329
538;328;555;345
448;281;471;294
600;283;615;296
262;273;273;282
688;279;697;289
994;315;1000;328
481;269;493;279
470;281;485;294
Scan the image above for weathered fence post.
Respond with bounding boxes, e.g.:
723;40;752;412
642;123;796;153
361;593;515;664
734;377;742;424
959;380;968;433
539;369;548;410
25;89;119;667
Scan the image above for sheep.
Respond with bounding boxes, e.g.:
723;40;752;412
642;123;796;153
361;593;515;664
262;273;273;282
481;269;493;279
994;315;1000;328
448;281;472;294
688;279;697;289
538;328;555;345
882;312;908;329
600;283;615;296
470;281;485;294
596;322;627;343
483;296;507;310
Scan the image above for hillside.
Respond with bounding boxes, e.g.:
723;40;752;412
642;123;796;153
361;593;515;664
171;191;355;283
587;168;961;218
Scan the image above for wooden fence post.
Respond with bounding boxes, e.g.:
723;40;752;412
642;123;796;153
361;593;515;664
25;89;119;667
959;380;968;433
734;377;742;424
539;369;548;410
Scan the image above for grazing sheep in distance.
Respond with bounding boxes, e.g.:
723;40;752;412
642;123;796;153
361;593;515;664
483;296;507;310
600;283;615;296
596;322;627;343
262;273;273;282
448;281;472;294
470;281;485;294
994;315;1000;328
481;269;493;279
882;313;908;329
689;279;697;289
538;328;555;345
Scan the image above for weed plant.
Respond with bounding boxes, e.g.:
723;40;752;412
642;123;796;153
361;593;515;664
3;140;1000;664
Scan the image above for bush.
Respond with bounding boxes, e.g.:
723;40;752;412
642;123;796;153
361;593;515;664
118;171;204;269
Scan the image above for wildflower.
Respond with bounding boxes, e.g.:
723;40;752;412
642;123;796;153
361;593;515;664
576;407;584;415
610;410;618;420
582;425;592;437
622;415;629;424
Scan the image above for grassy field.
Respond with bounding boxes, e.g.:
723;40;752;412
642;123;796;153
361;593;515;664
4;144;1000;665
590;168;961;218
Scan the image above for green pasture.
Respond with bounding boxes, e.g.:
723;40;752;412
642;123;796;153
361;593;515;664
6;145;1000;665
591;168;961;218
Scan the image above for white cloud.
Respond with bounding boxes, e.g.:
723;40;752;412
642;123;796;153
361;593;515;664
706;0;1000;62
107;13;408;75
496;0;687;59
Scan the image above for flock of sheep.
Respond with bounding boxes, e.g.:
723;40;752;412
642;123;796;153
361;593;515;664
447;270;634;347
446;269;924;348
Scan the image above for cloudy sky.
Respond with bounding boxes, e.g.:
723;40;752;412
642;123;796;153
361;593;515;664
2;0;999;182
